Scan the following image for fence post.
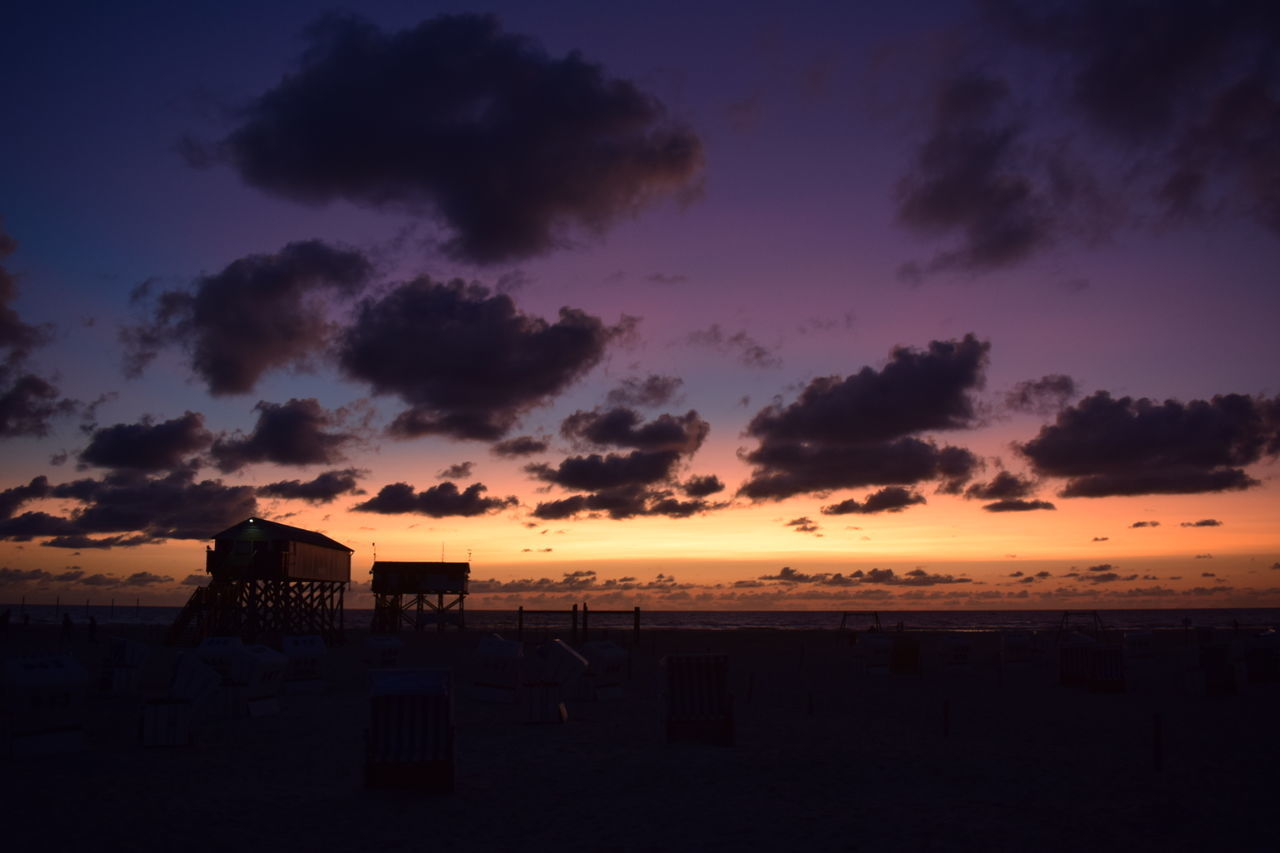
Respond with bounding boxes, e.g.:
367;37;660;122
571;603;578;643
582;602;590;643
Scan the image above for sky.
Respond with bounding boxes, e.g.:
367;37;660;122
1;0;1278;610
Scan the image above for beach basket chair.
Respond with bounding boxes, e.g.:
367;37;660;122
1000;632;1036;666
471;633;523;703
662;653;733;746
2;655;89;756
1058;633;1096;687
282;635;327;687
858;632;893;670
363;635;404;669
1087;645;1126;693
581;640;629;700
365;668;454;793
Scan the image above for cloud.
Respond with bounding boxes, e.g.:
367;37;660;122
786;516;821;534
983;499;1056;512
1020;391;1280;497
988;0;1280;235
41;534;151;550
57;466;258;537
0;222;72;439
856;567;971;587
211;398;356;472
79;412;212;471
257;468;365;504
821;486;926;515
211;13;703;263
606;374;683;408
1092;536;1108;542
0;476;50;520
1195;554;1214;560
686;324;781;369
437;462;474;480
180;574;206;585
965;471;1037;501
0;374;75;439
490;436;548;457
1005;374;1078;415
680;474;724;498
1131;521;1160;528
122;571;167;586
896;73;1061;274
527;407;717;520
0;567;52;585
739;336;987;499
352;481;517;517
1181;518;1223;527
123;240;373;394
0;511;81;540
470;570;691;595
339;278;623;440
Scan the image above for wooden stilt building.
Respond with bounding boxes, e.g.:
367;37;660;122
167;518;352;646
371;561;470;632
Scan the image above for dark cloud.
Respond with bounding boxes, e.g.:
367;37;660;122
339;278;622;440
122;571;168;586
528;408;715;520
0;476;50;520
686;324;781;369
1088;564;1114;572
740;336;988;500
1092;536;1108;542
0;512;80;540
988;0;1280;234
470;570;690;595
1131;521;1160;528
982;498;1056;512
213;13;703;263
1195;554;1214;560
352;481;517;517
0;373;74;439
1181;518;1223;527
1005;374;1078;415
123;240;373;394
257;468;365;504
0;223;71;439
1020;391;1280;497
680;474;724;498
491;436;548;457
70;470;258;541
965;471;1036;500
821;486;926;515
211;398;355;472
79;412;212;471
896;73;1062;274
180;574;206;585
786;516;821;534
0;567;52;585
560;407;708;453
438;461;474;480
753;566;972;589
606;374;683;408
41;534;151;550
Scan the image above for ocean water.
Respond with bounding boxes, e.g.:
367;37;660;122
3;603;1279;632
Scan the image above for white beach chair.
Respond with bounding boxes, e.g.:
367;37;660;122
471;634;523;703
581;640;628;700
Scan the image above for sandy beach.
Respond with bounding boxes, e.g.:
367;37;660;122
2;623;1277;852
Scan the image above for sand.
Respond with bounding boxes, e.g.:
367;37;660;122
2;623;1277;852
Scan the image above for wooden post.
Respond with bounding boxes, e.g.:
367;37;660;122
517;606;524;641
571;603;578;643
582;602;590;643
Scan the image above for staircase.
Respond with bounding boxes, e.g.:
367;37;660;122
165;585;208;646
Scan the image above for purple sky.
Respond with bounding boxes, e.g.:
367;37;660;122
2;1;1278;608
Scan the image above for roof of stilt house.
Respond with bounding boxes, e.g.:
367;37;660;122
211;517;353;553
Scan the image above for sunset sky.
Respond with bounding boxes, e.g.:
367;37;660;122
2;0;1278;610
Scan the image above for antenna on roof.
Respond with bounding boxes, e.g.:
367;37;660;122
467;548;472;563
372;542;376;562
441;542;445;562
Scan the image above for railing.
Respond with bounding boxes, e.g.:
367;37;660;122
514;603;641;644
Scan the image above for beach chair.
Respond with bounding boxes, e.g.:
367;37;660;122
662;653;733;746
1058;633;1096;687
890;635;921;675
471;634;523;703
1087;645;1126;693
521;640;587;721
1123;630;1154;660
282;635;327;688
144;651;222;746
195;636;244;681
943;635;972;669
2;655;89;756
225;644;287;716
858;632;893;671
1000;632;1035;666
365;668;454;793
581;640;628;700
100;636;151;696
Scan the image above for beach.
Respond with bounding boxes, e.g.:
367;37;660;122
2;623;1278;852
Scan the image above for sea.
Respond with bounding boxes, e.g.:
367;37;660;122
3;603;1279;632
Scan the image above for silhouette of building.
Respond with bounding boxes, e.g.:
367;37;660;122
168;518;352;645
370;561;470;632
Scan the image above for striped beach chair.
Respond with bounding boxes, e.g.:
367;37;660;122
365;669;454;793
662;653;733;746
